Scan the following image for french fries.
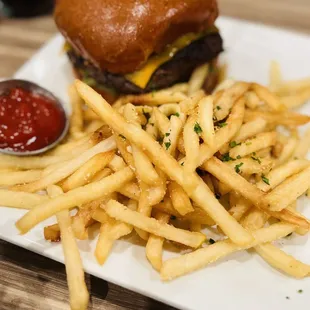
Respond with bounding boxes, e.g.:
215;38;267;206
1;60;310;298
163;115;183;156
251;83;285;111
146;211;170;271
76;80;253;245
183;114;200;189
225;157;273;176
0;152;74;170
213;82;249;121
168;181;194;216
161;222;296;280
265;166;310;211
0;169;42;186
13;137;116;193
255;243;310;278
188;64;209;96
120;89;187;106
104;200;206;248
16;167;135;233
256;159;309;192
69;84;84;139
95;216;133;265
228;195;252;221
198;96;215;147
202;157;310;228
198;97;245;164
44;223;61;242
293;126;310;159
61;151;115;192
244;109;310;127
269;60;283;92
132;144;160;185
48;185;89;310
229;132;277;158
0;189;48;209
154;197;215;226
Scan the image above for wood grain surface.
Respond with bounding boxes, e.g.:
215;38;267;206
1;1;310;310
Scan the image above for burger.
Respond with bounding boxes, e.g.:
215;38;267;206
54;0;223;102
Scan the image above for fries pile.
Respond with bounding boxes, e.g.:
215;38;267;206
1;62;310;310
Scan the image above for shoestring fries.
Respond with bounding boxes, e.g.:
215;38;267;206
1;61;310;309
68;84;84;140
48;185;89;310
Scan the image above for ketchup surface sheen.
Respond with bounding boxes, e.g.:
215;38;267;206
0;87;66;153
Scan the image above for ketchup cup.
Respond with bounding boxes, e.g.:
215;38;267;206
0;79;69;156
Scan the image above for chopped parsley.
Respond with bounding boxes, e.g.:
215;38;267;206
218;121;227;128
216;106;221;111
170;215;176;220
236;155;241;159
229;141;241;148
251;156;261;164
297;289;303;294
235;162;244;173
246;141;252;146
119;134;126;140
261;174;270;185
165;132;170;137
209;238;216;244
169;112;180;119
194;122;203;134
221;153;235;162
164;142;171;150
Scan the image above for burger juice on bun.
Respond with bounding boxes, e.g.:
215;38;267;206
54;0;223;102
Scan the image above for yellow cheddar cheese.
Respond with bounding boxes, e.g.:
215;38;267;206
125;32;205;89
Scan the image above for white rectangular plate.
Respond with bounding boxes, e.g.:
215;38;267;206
1;16;310;310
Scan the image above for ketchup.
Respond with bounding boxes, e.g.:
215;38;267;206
0;87;66;153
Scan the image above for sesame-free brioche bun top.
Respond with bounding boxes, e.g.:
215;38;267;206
54;0;219;74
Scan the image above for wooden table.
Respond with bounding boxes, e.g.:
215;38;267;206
1;1;310;309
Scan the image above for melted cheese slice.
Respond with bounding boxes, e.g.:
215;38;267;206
125;32;205;89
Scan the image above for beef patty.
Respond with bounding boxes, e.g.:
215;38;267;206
68;32;223;94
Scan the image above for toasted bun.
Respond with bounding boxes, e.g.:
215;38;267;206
54;0;218;74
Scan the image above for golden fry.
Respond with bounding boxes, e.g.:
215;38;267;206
188;64;209;96
214;82;249;121
252;83;285;111
265;166;310;211
104;200;206;248
146;212;170;271
229;132;277;159
69;84;84;139
62;151;115;192
198;96;215;147
168;181;194;216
